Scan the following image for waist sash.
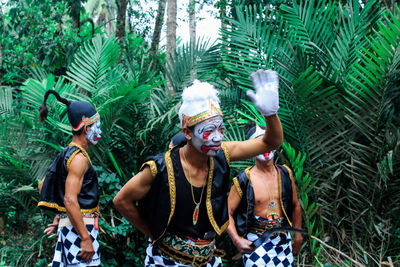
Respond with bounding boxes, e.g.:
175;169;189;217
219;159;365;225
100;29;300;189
157;232;225;267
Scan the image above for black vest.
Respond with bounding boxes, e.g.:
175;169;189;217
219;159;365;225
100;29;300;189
37;144;99;214
139;143;231;244
232;164;293;236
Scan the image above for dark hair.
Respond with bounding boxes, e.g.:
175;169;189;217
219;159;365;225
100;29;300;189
72;127;84;136
39;90;70;123
244;120;256;136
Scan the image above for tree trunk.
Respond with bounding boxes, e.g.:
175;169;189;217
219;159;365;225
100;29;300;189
166;0;177;59
188;0;196;80
70;0;81;29
150;0;167;57
166;0;177;93
116;0;128;42
189;0;196;48
219;0;227;46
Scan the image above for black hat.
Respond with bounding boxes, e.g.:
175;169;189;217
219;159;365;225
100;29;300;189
246;125;266;140
67;101;99;130
39;90;99;131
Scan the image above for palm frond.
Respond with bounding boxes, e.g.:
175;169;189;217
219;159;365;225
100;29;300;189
0;86;14;118
327;0;382;80
221;4;291;90
66;34;120;100
279;0;338;51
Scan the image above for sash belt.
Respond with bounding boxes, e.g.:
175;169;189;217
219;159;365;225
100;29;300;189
157;241;225;267
59;217;95;228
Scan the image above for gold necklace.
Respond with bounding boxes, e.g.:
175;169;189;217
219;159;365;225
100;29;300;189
182;147;207;226
264;167;279;222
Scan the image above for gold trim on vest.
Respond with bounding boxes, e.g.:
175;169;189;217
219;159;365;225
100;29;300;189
141;160;158;178
37;201;99;214
153;150;176;244
278;166;292;226
66;149;81;171
205;158;228;235
68;142;92;166
232;177;243;198
221;143;230;165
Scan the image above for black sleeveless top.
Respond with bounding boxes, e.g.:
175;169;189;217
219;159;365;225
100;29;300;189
139;143;231;244
168;148;213;239
37;144;99;214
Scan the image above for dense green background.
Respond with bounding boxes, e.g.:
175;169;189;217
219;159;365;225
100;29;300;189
0;0;399;266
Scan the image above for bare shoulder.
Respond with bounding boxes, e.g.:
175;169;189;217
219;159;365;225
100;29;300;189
68;152;89;175
130;166;155;188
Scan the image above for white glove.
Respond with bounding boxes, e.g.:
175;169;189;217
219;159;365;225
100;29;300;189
246;69;280;116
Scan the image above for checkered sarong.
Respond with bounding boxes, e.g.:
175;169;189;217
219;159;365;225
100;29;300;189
145;242;222;267
242;232;293;267
51;224;100;267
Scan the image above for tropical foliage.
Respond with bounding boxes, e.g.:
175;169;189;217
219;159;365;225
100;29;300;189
221;0;400;264
0;0;399;266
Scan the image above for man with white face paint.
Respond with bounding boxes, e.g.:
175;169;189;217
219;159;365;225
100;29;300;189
114;69;283;267
227;124;303;267
37;90;102;266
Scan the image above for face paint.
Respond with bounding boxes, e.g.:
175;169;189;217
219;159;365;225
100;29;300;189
256;150;275;162
191;116;224;156
86;120;102;145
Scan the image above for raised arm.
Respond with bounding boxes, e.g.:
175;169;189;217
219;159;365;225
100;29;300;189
113;167;155;238
226;70;283;161
64;153;94;263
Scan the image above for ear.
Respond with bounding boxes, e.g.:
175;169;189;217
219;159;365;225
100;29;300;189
182;127;192;140
83;125;90;135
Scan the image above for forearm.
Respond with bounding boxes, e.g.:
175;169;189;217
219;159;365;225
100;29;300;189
291;203;303;254
53;214;60;224
227;215;242;244
263;114;283;150
114;198;151;238
64;196;90;240
292;204;302;229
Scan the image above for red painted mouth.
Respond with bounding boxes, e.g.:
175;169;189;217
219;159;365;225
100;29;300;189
94;137;101;141
201;145;220;153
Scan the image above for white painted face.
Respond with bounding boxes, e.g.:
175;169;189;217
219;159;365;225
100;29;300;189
254;135;275;162
86;120;102;145
191;116;224;156
256;150;275;162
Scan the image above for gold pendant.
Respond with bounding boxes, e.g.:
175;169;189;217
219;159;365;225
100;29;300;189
266;201;280;225
193;203;200;226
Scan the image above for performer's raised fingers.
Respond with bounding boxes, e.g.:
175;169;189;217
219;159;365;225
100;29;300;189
250;69;263;92
246;90;257;103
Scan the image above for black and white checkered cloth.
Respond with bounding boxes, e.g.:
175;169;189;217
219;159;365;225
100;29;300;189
144;242;222;267
242;232;293;267
51;224;100;267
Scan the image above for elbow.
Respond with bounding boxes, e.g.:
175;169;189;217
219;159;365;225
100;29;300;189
268;137;283;151
113;193;125;211
63;195;75;209
113;195;121;209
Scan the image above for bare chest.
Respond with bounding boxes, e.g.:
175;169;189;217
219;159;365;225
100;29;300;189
249;169;282;217
251;177;280;204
